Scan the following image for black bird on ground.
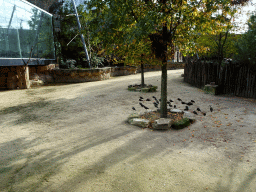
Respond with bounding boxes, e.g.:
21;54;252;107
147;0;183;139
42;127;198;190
178;98;182;101
140;96;144;99
169;104;173;108
181;101;187;104
187;102;193;106
210;105;213;112
197;107;201;112
184;106;189;111
144;105;149;110
174;105;176;108
167;101;170;104
146;98;151;101
139;102;145;108
159;99;161;102
153;97;159;104
193;111;198;115
139;98;143;101
169;99;174;102
191;100;195;103
201;112;206;116
153;102;159;108
132;107;136;111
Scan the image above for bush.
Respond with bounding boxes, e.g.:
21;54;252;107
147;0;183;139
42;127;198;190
59;59;77;69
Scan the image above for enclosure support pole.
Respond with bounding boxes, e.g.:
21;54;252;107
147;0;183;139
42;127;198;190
6;5;16;51
71;0;91;68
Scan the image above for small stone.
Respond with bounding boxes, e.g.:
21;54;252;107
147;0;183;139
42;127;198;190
170;109;183;113
30;80;44;87
129;118;150;128
127;113;140;121
183;111;196;121
152;118;173;130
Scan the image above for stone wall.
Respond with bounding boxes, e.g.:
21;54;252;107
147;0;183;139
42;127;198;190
51;66;138;83
110;66;137;76
0;64;56;89
0;63;184;89
52;67;112;83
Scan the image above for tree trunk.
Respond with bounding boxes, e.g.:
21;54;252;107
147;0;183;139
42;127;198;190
160;63;168;118
160;23;168;118
141;63;145;88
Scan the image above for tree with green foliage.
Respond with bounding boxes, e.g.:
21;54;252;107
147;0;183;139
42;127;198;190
86;0;247;118
235;11;256;72
52;1;105;68
184;1;246;64
53;2;84;67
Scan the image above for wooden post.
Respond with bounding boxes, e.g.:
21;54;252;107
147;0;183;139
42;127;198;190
17;65;30;89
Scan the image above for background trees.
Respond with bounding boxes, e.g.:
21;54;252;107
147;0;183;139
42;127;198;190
234;11;256;72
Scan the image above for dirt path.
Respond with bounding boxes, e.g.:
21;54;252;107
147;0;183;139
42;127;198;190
0;69;256;192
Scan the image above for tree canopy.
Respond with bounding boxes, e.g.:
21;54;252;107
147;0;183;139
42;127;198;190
85;0;247;117
235;11;256;72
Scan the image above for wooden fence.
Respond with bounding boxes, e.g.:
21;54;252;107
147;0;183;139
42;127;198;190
184;59;256;99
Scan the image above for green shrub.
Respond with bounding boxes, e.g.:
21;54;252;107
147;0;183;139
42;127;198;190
172;118;191;130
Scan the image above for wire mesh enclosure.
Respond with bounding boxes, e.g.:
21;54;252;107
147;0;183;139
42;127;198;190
0;0;55;66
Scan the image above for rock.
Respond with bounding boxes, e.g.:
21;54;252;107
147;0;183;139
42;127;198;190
152;118;174;130
38;74;54;84
204;84;219;95
31;73;39;80
128;118;150;128
127;113;140;121
183;111;196;121
30;80;44;87
170;109;183;113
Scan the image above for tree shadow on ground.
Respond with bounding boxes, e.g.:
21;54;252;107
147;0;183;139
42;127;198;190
1;73;256;191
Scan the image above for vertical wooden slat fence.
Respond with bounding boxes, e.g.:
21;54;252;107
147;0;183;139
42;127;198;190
184;59;256;99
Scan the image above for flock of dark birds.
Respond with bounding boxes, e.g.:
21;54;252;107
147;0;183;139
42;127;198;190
132;96;214;116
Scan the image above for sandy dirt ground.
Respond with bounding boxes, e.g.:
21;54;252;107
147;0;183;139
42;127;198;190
0;69;256;192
